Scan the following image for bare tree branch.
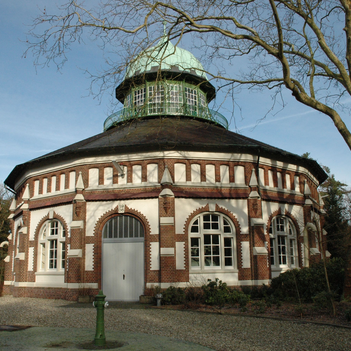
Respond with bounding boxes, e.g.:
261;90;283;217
24;0;351;150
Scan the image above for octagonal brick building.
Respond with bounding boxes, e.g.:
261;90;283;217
3;37;327;301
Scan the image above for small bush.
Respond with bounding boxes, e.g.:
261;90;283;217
230;289;250;307
241;285;273;300
345;306;351;322
270;258;345;302
252;300;267;314
202;279;231;307
185;286;205;305
313;291;338;311
162;286;186;305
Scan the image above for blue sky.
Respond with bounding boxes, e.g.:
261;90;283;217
1;1;351;188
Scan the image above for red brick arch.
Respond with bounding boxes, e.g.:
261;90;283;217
183;203;243;271
265;209;302;268
33;211;69;273
93;204;152;290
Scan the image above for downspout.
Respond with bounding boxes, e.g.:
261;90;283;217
256;147;261;197
5;185;16;195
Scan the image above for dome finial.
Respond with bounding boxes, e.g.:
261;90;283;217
163;20;167;36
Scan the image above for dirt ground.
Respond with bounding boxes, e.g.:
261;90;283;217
160;300;351;327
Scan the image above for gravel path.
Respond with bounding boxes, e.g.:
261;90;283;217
0;296;350;351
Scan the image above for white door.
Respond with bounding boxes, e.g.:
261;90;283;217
101;215;144;301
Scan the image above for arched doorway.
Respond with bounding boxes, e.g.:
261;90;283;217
102;215;144;301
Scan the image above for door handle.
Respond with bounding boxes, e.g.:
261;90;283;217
123;274;125;280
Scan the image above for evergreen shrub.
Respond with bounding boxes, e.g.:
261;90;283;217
270;258;345;302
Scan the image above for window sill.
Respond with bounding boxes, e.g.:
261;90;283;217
35;271;65;275
190;268;238;274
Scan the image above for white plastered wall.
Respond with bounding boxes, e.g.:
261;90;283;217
175;198;249;235
261;201;304;234
29;205;73;241
86;198;159;236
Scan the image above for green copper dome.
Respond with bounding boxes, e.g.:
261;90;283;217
125;36;207;80
110;32;225;131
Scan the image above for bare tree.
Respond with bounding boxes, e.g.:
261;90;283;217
0;183;12;244
25;1;351;149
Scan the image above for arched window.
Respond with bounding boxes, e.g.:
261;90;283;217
102;215;144;240
38;220;66;271
269;216;297;271
189;213;236;271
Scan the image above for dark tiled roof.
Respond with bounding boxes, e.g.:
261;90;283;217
5;117;327;189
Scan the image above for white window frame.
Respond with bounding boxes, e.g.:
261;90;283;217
184;86;197;115
148;84;165;114
134;87;146;107
38;220;66;272
269;216;297;272
167;83;183;114
189;213;236;272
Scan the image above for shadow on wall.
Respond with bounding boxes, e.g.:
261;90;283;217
0;246;8;296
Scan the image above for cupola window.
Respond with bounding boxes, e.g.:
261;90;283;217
148;84;165;114
134;87;146;108
123;80;208;118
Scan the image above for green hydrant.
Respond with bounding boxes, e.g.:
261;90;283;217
93;290;109;346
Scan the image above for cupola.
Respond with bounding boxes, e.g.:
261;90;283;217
103;30;228;131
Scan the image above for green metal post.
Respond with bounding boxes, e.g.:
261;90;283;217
94;290;107;346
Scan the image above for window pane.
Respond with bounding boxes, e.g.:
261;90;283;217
190;214;235;270
224;238;231;246
167;84;182;114
191;258;199;266
50;221;58;236
224;237;233;267
191;226;198;233
224;248;232;256
204;245;211;255
223;219;232;233
290;239;295;265
224;226;231;233
41;243;46;270
276;217;285;232
134;87;145;107
204;257;211;266
225;257;232;266
204;222;211;229
40;220;65;272
191;238;199;247
203;234;220;267
61;242;65;269
118;217;123;238
190;238;200;267
211;215;219;222
148;84;164;114
278;235;287;265
191;247;199;256
185;87;197;114
191;219;199;233
49;240;57;269
270;238;275;265
203;215;211;222
103;216;144;239
213;256;220;266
